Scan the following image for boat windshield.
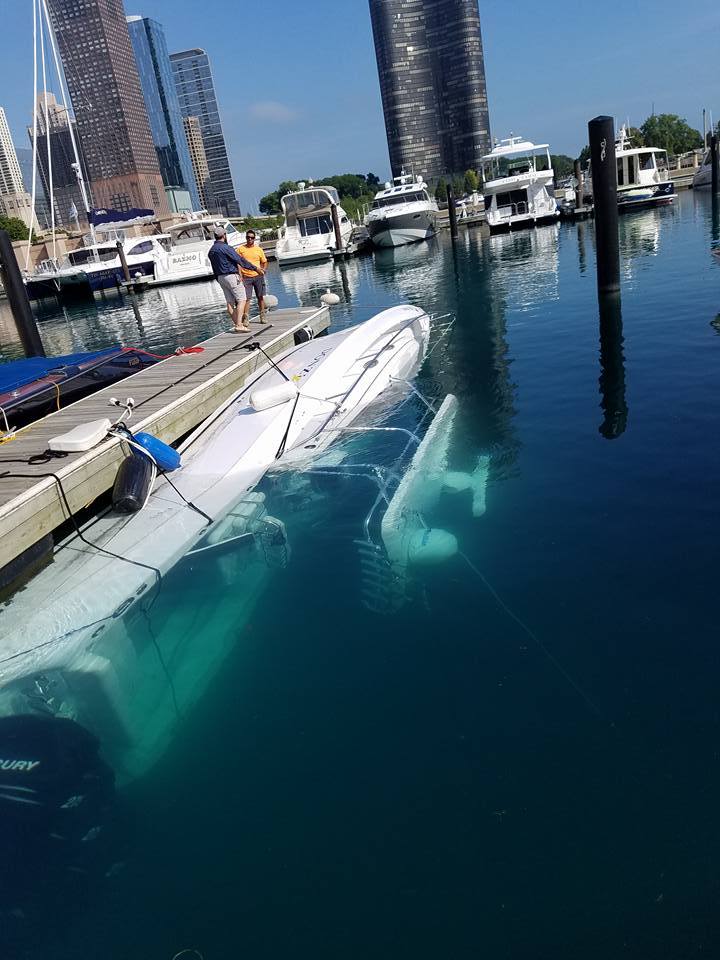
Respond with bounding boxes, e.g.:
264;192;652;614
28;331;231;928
282;189;340;224
68;247;117;266
372;191;428;208
482;151;551;181
299;214;333;237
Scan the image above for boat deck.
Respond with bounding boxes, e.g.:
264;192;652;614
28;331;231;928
0;306;329;582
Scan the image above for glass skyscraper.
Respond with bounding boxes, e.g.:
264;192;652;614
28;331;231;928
170;48;240;217
368;0;491;180
127;16;200;213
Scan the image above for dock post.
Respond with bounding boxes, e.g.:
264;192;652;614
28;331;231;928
598;292;628;439
588;116;620;295
116;240;131;283
330;203;345;254
573;159;584;212
712;134;719;195
446;184;459;239
0;229;45;357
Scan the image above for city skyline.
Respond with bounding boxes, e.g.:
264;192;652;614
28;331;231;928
369;0;491;180
2;0;719;212
27;93;90;227
46;0;170;216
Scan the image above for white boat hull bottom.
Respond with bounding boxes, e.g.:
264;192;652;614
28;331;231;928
371;225;436;248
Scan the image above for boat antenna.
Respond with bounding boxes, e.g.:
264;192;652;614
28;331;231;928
38;4;57;262
40;0;96;246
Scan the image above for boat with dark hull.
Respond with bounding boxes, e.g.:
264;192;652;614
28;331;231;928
0;347;159;428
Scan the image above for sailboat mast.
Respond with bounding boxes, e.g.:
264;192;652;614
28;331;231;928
40;0;96;245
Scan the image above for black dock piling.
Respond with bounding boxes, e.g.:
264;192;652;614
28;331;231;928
446;184;459;239
0;229;45;358
588;116;620;295
330;203;345;254
116;240;131;283
598;292;628;439
574;159;584;212
711;134;719;195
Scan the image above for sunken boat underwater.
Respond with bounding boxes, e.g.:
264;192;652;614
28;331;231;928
1;304;489;782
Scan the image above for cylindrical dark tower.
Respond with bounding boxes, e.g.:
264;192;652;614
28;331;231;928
368;0;491;181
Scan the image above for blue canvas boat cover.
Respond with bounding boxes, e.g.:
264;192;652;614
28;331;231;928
0;347;122;394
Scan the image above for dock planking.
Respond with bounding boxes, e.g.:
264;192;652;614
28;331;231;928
0;306;329;575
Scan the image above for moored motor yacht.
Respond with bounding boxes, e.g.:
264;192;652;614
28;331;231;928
365;172;438;248
275;184;353;266
481;137;559;231
24;218;243;301
584;124;675;210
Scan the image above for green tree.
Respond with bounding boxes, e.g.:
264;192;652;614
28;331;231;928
550;154;575;178
434;178;447;204
577;145;591;166
463;169;479;194
258;192;281;215
0;216;29;241
640;114;702;156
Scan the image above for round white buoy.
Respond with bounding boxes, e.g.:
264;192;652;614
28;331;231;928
320;289;341;306
264;294;279;309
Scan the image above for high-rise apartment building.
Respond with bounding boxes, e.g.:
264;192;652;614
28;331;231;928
183;116;214;211
170;49;239;217
126;16;200;213
27;93;90;227
0;107;38;231
368;0;491;180
16;148;52;228
46;0;170;216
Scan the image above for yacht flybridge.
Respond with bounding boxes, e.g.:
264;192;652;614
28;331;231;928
24;218;243;301
481;137;559;231
585;125;675;210
275;185;353;266
365;172;439;248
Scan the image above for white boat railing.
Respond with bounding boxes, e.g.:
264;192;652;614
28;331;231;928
495;201;529;220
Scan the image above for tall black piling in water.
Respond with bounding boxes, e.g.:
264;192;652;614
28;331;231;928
588;116;620;295
711;134;719;195
0;230;45;358
598;293;628;439
573;158;584;211
446;184;459;240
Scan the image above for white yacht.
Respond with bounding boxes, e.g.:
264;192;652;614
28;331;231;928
275;185;353;266
365;172;438;248
585;125;675;210
692;148;713;189
24;218;242;300
481;137;559;231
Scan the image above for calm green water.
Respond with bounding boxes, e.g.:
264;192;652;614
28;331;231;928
3;189;720;958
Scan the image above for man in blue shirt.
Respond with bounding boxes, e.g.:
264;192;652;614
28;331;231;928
208;225;263;332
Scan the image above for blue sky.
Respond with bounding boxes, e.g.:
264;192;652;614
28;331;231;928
2;0;719;213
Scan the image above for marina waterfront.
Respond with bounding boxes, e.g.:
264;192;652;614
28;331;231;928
2;188;720;957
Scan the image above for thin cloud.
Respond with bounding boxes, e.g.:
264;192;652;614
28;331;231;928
248;101;299;123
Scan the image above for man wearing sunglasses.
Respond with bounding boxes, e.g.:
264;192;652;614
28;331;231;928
236;230;269;325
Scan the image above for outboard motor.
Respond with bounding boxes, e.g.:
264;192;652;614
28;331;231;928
0;715;116;951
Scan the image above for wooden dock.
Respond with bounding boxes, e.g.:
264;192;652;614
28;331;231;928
0;305;329;583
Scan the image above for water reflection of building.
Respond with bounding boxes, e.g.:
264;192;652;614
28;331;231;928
372;238;447;302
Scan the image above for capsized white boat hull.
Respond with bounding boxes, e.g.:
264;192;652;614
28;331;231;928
0;305;430;780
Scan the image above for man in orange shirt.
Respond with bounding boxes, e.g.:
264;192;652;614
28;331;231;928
235;229;268;325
